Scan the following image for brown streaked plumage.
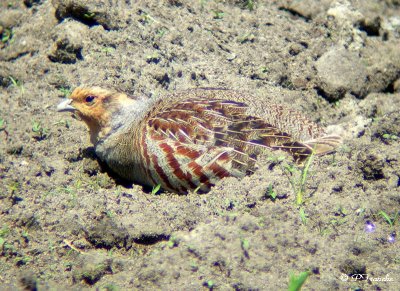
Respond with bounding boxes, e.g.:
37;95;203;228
57;87;342;194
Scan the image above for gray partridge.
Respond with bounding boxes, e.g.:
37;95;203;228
57;87;342;194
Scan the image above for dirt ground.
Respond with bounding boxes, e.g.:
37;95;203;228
1;0;399;290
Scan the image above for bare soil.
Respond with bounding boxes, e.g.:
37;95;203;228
1;0;399;290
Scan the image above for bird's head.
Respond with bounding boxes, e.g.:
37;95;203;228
57;87;135;144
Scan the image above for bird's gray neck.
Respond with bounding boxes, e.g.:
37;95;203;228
108;96;153;134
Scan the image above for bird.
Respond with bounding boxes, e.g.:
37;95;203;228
57;87;342;194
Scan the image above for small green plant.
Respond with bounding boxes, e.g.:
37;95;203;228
146;52;160;63
240;237;250;258
167;235;179;248
296;152;315;205
83;12;95;19
244;0;255;11
241;238;250;251
0;118;5;131
151;184;161;195
7;181;20;194
59;87;72;98
193;185;201;194
378;210;399;228
212;10;224;19
0;225;10;249
1;28;12;44
15;256;31;266
0;225;10;237
101;46;115;54
394;256;400;264
299;208;307;225
335;205;348;216
21;230;29;241
9;76;24;94
288;270;311;291
190;260;199;271
266;184;277;200
32;120;48;140
205;280;215;290
139;11;157;25
382;133;398;141
155;28;167;38
329;217;347;227
260;66;269;73
104;284;119;291
238;32;255;44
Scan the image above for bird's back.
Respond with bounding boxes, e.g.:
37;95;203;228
126;88;341;193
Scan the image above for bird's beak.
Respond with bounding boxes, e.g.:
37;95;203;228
57;98;75;112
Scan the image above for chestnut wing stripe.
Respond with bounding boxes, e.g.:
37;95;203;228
150;151;176;191
141;130;157;186
159;143;198;190
188;161;213;188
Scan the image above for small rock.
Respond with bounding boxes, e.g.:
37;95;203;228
327;1;364;25
73;251;112;285
0;10;25;28
19;271;37;291
52;0;127;30
393;78;400;92
381;16;400;39
357;149;385;180
315;46;368;100
85;216;128;249
0;36;39;61
285;0;332;20
48;20;87;64
24;0;43;8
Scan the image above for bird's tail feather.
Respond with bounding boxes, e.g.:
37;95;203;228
303;135;343;155
270;134;342;162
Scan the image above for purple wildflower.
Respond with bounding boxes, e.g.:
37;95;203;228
388;232;396;243
364;220;376;233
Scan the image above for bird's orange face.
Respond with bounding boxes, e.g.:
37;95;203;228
67;87;110;123
57;87;120;144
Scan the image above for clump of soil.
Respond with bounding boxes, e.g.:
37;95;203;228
1;0;399;290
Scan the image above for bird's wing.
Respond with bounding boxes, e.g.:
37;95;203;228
140;97;338;193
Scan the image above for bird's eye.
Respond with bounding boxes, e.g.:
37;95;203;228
85;95;96;104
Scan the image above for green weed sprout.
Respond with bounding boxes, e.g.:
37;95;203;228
299;208;307;225
212;10;224;19
9;76;25;94
267;184;277;200
83;12;95;19
296;152;315;205
245;0;255;11
151;184;161;195
101;47;115;54
140;11;157;25
1;28;12;44
59;87;72;98
382;133;398;141
32;120;48;140
288;270;311;291
193;185;201;194
378;210;399;228
205;280;214;290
